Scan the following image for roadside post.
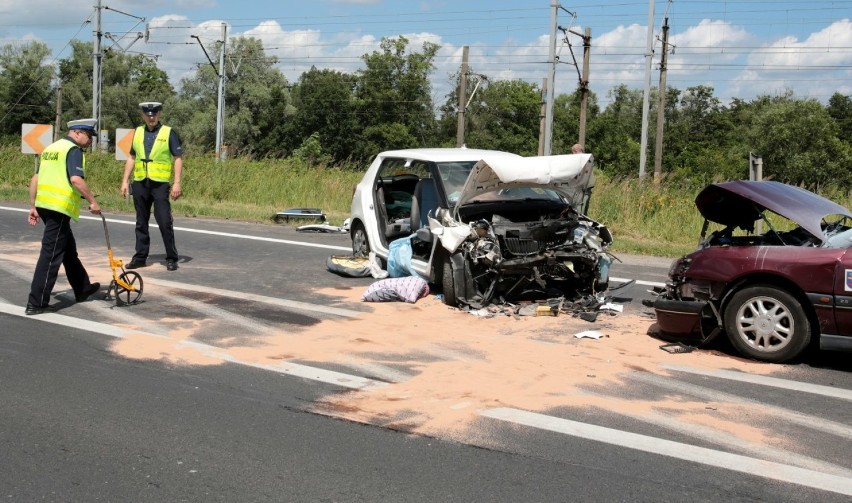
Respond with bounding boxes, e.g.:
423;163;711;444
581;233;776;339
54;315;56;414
749;152;764;233
748;152;763;182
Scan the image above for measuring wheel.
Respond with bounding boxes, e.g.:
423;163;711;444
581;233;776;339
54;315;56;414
111;271;144;306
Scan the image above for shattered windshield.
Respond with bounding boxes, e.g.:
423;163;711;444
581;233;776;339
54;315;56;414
701;211;852;248
822;215;852;248
437;162;476;204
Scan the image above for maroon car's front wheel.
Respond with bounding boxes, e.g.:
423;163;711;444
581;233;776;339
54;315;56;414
723;285;811;363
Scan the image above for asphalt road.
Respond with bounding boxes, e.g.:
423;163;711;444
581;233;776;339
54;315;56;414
1;204;850;502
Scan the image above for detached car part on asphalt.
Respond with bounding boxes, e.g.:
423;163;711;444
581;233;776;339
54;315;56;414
349;148;613;309
653;180;852;363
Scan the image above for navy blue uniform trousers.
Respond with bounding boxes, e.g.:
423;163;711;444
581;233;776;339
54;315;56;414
28;207;94;307
131;179;178;263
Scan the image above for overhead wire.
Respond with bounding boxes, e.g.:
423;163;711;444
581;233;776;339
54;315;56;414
3;2;850;112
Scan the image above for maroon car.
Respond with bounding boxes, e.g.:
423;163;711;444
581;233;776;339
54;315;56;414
652;180;852;362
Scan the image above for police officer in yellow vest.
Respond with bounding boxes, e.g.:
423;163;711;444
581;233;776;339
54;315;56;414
120;101;183;271
26;118;102;315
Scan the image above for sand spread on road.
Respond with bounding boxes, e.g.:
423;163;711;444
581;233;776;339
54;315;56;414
109;284;787;448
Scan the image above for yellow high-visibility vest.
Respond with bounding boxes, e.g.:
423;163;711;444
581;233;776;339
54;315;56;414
35;139;83;220
132;125;173;182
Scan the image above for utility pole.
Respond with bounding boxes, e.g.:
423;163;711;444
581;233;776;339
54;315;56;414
54;85;63;141
216;22;227;160
90;2;146;151
576;27;591;147
639;0;656;178
543;4;585;155
538;78;548;156
91;0;103;151
543;1;559;156
653;18;670;185
455;46;469;148
192;23;228;161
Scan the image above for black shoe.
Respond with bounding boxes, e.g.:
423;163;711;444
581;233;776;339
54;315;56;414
126;260;145;270
25;303;55;315
75;282;101;302
166;260;178;271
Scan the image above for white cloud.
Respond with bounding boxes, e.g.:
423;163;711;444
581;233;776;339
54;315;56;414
751;19;852;67
715;18;852;103
138;15;227;85
240;21;379;82
673;19;751;49
596;23;647;50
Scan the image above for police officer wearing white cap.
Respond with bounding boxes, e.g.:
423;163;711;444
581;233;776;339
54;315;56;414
120;101;184;271
25;118;102;315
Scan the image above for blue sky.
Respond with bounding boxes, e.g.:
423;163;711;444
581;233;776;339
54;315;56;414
1;0;850;108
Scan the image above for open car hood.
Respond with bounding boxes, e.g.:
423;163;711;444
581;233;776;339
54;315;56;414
456;153;595;210
696;180;852;239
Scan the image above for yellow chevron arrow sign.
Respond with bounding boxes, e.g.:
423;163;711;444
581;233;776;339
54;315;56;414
21;124;53;154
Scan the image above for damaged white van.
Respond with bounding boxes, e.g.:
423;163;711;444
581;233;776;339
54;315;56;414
349;148;613;308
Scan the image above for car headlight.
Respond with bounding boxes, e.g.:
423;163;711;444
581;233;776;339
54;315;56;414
668;256;692;279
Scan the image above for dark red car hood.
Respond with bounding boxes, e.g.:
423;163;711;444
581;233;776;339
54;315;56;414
695;180;852;239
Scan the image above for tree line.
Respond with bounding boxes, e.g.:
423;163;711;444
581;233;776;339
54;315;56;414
1;36;850;188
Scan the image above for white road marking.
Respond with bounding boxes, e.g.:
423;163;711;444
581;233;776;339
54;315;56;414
0;301;383;391
0;206;351;252
1;302;172;340
341;358;414;383
0;254;362;320
147;278;363;319
630;371;852;439
610;276;666;288
663;364;852;402
167;292;276;335
166;225;351;251
568;389;852;477
0;258;180;335
482;407;852;497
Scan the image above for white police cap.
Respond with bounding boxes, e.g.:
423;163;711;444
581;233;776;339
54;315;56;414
139;102;163;116
67;118;97;131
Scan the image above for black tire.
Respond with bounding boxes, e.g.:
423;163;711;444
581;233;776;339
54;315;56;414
723;285;811;363
441;253;458;306
351;221;370;257
440;251;489;307
115;271;144;305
